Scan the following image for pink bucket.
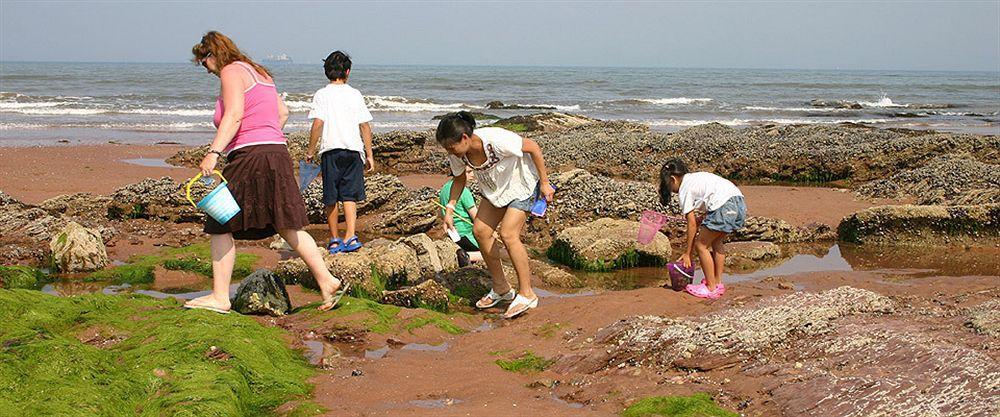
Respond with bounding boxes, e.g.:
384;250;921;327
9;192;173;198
637;210;668;244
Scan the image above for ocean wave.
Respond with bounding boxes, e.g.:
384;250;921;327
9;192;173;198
0;121;213;130
637;97;713;105
744;106;848;112
0;106;213;116
120;108;214;116
647;117;892;127
364;95;477;112
284;100;312;112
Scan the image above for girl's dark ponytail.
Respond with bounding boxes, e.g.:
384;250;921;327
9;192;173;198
659;158;689;207
435;111;476;145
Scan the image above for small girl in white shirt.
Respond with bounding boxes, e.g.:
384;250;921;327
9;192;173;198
659;159;747;299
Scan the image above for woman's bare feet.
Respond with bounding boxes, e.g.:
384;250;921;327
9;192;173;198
184;294;231;313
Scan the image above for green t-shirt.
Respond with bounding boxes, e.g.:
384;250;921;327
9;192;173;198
439;179;478;247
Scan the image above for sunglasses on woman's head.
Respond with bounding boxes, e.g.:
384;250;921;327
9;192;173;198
200;53;212;69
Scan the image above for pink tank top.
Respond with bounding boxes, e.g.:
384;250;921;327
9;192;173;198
213;62;287;153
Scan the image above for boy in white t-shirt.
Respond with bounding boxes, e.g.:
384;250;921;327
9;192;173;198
659;158;747;299
305;51;374;254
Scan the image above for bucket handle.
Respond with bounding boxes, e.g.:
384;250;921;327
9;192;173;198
185;170;229;207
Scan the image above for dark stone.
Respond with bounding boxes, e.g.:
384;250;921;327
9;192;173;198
232;269;292;316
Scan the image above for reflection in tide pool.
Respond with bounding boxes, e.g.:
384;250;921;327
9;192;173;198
724;245;853;282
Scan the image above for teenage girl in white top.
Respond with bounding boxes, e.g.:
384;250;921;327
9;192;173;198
437;112;556;318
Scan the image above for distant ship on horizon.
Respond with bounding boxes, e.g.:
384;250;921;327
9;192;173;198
263;53;293;64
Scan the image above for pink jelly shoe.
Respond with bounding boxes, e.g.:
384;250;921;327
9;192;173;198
685;283;715;299
706;283;726;299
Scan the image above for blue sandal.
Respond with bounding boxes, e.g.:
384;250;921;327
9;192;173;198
341;236;363;253
328;237;343;254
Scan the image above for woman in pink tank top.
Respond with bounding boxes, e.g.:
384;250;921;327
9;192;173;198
186;31;345;313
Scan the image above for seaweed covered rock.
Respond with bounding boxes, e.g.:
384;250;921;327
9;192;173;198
49;221;109;273
837;204;1000;246
547;218;671;271
379;279;450;312
433;266;497;302
491;112;596;133
0;265;49;290
232;269;291;316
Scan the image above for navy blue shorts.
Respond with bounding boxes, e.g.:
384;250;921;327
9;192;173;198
321;149;366;206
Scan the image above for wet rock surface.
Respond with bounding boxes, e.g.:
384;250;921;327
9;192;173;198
380;279;450;311
232;269;292;316
838;204;1000;246
730;217;836;243
547;218;671;271
491;112;596;133
49;221;109;273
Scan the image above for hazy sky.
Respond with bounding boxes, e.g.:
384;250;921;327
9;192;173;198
2;1;998;71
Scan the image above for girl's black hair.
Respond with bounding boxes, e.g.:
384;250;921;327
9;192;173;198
659;158;689;207
323;51;352;81
435;111;476;145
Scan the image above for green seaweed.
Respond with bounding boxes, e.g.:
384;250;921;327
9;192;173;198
85;264;155;285
86;243;260;284
621;393;738;417
403;312;466;335
326;296;402;334
547;241;667;272
495;351;553;374
284;400;326;417
492;122;528;132
534;322;563;338
0;289;314;417
0;266;50;290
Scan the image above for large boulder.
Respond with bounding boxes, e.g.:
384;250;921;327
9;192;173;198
491;112;596;133
547;218;671;272
838;204;1000;246
276;238;421;299
434;266;498;303
232;269;292;316
724;241;783;271
49;221;109;273
379;279;450;312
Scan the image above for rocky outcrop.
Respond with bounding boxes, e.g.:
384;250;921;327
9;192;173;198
546;168;670;230
370;130;435;174
485;101;557;110
301;173;407;223
965;299;1000;337
491;112;596;133
371;188;438;235
855;155;1000;205
39;193;112;219
107;177;204;222
547;218;671;271
433;266;498;303
838;204;1000;246
432;111;499;121
730;217;836;243
232;269;292;316
49;221;109;273
398;234;460;277
379;279;450;312
809;99;862;109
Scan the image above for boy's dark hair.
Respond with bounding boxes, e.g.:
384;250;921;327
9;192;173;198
659;158;689;207
323;51;352;81
435;111;476;145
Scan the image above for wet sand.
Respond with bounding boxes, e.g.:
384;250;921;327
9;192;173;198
0;144;189;204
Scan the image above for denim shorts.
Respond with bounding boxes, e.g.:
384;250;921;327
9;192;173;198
507;182;540;212
703;196;747;233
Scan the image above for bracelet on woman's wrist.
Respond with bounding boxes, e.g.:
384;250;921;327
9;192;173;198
207;150;224;158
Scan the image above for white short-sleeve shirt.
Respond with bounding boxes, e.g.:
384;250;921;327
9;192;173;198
307;84;374;157
448;127;539;207
678;172;744;215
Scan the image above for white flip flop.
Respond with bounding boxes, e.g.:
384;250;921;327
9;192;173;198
476;288;516;309
503;294;538;319
183;303;231;314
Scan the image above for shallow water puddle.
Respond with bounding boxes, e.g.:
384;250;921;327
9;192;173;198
408;398;464;409
121;158;175;168
723;244;853;282
551;394;586;409
401;342;449;352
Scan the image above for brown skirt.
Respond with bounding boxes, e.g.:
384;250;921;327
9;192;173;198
204;144;309;240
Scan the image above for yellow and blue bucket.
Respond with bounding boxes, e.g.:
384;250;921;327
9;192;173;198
186;170;240;224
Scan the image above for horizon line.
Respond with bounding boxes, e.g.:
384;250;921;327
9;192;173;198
1;60;998;74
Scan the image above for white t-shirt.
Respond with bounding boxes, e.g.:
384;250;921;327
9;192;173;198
307;84;374;156
448;127;539;207
678;172;744;215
